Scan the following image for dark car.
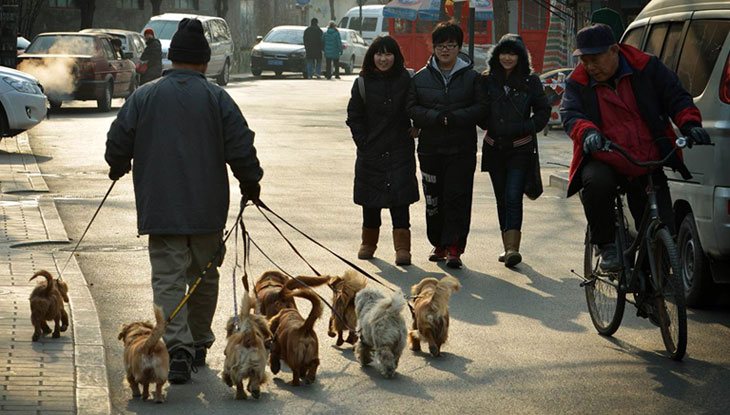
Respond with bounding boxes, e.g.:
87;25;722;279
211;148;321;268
250;25;307;78
18;32;136;112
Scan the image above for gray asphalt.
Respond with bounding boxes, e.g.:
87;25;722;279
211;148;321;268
28;74;730;415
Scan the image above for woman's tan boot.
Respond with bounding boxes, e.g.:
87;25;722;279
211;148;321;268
358;227;379;259
393;228;411;266
499;231;506;262
504;230;522;267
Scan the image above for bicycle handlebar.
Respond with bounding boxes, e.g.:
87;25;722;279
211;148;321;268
601;137;687;168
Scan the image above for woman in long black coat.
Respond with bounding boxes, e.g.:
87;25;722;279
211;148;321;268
346;36;419;266
481;34;550;267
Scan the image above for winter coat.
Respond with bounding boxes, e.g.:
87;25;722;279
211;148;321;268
406;53;487;155
105;69;263;235
480;34;550;171
139;37;162;84
560;44;701;197
303;25;323;59
322;28;343;59
346;68;419;208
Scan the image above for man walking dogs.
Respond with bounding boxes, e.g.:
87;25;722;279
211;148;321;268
105;18;263;384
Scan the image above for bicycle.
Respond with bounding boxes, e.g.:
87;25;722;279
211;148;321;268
579;137;691;361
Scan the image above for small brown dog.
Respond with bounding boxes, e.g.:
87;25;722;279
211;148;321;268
268;288;321;386
222;291;272;400
255;270;330;319
118;306;169;403
327;270;366;346
408;276;460;357
29;270;69;342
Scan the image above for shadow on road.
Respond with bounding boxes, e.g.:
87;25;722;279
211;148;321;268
0;149;52;164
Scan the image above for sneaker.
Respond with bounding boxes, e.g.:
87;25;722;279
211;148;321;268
597;243;621;273
168;350;193;384
446;247;463;269
428;247;447;262
193;345;207;367
314;74;320;79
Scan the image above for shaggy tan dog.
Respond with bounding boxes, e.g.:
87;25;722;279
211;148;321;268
255;270;330;319
354;288;407;378
28;270;69;342
118;306;169;403
408;276;460;357
222;291;272;400
327;270;367;346
268;288;322;386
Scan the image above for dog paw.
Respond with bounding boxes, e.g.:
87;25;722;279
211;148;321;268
250;388;261;399
32;333;40;342
60;324;68;332
327;330;336;338
429;345;440;357
222;373;233;387
335;338;344;347
346;332;358;344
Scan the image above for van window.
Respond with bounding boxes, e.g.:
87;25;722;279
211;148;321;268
349;17;360;31
645;23;668;57
381;18;388;32
339;17;349;29
362;17;378;32
622;27;644;48
660;22;684;70
676;20;730;97
145;20;179;40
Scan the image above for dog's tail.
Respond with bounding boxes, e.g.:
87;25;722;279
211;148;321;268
431;276;460;314
143;305;166;354
371;289;406;322
291;288;322;333
239;290;255;320
29;270;54;297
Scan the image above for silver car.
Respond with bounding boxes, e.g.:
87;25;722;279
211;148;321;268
622;0;730;306
337;28;368;75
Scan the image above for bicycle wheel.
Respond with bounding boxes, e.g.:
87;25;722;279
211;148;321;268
652;228;687;360
584;227;626;335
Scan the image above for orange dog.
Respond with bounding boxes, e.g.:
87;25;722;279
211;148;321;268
255;270;329;318
28;270;69;342
268;288;321;386
327;270;367;346
408;276;460;357
118;306;169;403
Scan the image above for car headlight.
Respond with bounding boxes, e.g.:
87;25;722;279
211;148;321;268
2;76;42;95
251;48;263;57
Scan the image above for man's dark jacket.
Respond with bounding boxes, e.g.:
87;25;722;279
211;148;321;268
303;25;323;59
139;37;162;84
105;69;263;235
407;53;487;154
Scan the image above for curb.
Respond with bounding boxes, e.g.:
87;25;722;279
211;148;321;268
548;171;570;192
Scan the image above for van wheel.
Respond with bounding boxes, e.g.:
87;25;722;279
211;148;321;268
217;60;230;86
50;100;62;110
274;70;283;77
345;56;355;75
97;82;113;112
678;213;712;307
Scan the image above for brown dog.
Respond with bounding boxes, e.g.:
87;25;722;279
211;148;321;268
408;276;460;357
222;291;272;400
118;306;169;403
29;270;69;342
268;288;321;386
255;270;330;319
327;270;366;346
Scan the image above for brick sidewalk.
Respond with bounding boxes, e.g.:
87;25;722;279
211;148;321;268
0;133;110;415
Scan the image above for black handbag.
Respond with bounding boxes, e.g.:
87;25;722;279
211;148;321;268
524;136;543;200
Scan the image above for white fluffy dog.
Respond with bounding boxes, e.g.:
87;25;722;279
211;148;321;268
354;287;407;378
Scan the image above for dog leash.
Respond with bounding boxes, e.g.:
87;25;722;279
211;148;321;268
58;180;117;280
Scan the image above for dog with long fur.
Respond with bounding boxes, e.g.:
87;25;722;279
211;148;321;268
222;291;272;400
408;276;460;357
268;288;322;386
118;306;169;403
255;270;330;319
29;270;69;342
354;288;407;378
327;270;367;346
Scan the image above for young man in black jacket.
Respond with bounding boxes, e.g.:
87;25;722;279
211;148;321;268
407;21;487;269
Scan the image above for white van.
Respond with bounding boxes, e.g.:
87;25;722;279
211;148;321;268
338;5;388;43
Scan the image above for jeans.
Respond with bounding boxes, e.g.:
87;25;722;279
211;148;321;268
362;205;410;229
306;57;321;78
325;58;340;79
487;151;530;231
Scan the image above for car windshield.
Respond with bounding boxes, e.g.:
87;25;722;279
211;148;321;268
263;29;304;45
144;20;180;40
26;35;95;55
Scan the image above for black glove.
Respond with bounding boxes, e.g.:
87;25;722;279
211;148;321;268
682;126;711;147
583;129;605;156
108;166;128;181
240;182;261;206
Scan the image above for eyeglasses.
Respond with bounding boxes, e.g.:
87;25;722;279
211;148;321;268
434;43;459;51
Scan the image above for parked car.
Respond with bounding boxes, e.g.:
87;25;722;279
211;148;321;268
80;29;146;64
621;0;730;306
17;36;30;56
142;13;234;86
0;66;47;137
18;32;136;112
539;67;573;133
250;25;307;77
339;5;388;43
336;28;368;74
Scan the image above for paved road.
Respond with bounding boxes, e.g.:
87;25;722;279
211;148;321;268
29;75;730;415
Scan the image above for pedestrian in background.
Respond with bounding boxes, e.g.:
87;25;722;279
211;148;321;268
480;34;550;267
303;18;323;79
105;18;263;384
407;21;487;269
322;21;343;80
139;28;162;84
346;36;419;266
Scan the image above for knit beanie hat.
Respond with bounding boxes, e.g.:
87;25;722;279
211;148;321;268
167;18;211;64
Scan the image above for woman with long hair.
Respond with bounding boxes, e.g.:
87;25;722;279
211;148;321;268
346;36;419;266
481;34;550;267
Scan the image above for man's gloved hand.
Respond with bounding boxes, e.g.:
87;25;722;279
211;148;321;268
240;182;261;207
583;129;605;156
108;166;128;181
683;126;712;147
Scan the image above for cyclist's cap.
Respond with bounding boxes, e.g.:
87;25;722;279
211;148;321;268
573;24;616;57
143;28;154;36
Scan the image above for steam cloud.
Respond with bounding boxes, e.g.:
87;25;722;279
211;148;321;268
18;37;95;97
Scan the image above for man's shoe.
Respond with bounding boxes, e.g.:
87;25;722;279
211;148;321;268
428;247;446;262
446;247;463;269
168;350;193;384
335;75;341;79
597;243;621;273
193;345;207;367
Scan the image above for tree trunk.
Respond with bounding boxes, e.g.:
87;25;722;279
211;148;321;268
492;0;509;43
18;0;45;38
76;0;95;30
150;0;163;16
216;0;229;19
329;0;336;21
